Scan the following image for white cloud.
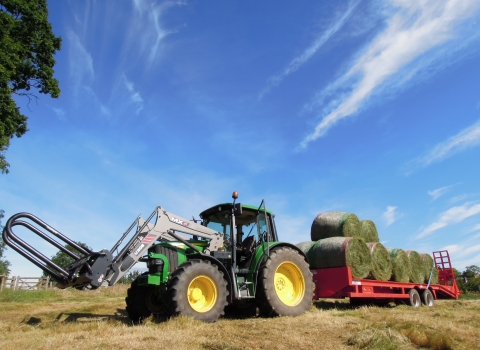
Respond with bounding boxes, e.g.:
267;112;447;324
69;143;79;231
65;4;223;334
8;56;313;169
383;205;398;226
131;1;184;65
451;253;480;271
300;0;480;148
413;120;480;168
122;75;144;115
259;0;360;100
52;107;66;121
416;202;480;239
68;31;94;93
428;183;459;201
468;224;480;233
441;244;463;254
465;244;480;255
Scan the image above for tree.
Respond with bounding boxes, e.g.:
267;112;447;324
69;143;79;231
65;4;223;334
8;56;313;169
0;209;11;275
118;269;142;284
464;265;480;278
44;241;92;277
0;0;61;173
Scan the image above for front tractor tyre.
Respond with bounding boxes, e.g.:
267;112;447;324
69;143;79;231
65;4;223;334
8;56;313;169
125;274;152;324
166;259;229;322
257;247;313;317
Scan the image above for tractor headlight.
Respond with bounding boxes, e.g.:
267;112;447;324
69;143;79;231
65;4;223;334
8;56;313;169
153;259;164;266
148;258;165;274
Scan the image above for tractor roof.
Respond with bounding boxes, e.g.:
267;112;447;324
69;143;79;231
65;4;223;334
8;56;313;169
199;203;274;220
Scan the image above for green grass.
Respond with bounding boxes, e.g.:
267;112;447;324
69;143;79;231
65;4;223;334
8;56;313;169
459;292;480;300
0;288;58;302
0;287;479;349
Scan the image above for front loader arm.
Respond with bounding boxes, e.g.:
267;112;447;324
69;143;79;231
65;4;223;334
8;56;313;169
105;206;224;285
2;206;224;289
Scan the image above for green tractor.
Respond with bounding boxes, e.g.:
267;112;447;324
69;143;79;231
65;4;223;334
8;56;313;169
2;192;313;322
126;193;313;322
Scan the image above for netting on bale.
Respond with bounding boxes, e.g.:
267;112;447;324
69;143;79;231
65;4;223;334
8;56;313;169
295;241;315;258
406;250;424;283
360;220;379;242
387;248;411;282
366;242;392;281
311;212;361;241
420;253;439;284
308;237;371;279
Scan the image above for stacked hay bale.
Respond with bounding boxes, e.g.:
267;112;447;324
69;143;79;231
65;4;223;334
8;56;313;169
421;253;439;284
367;242;392;281
359;220;380;243
306;237;371;279
387;248;411;282
311;212;360;240
406;250;424;283
296;210;439;284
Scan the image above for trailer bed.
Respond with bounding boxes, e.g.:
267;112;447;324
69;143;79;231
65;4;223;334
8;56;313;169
312;266;460;302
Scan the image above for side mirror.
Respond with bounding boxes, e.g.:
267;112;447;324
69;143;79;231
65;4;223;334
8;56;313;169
234;203;242;216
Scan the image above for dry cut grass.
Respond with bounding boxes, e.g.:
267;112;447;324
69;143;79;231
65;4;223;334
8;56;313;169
0;285;479;350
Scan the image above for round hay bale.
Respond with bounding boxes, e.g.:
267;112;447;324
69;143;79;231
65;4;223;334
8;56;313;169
429;268;439;285
387;248;411;282
359;220;379;242
308;237;371;279
295;241;315;257
311;212;361;241
366;242;392;281
406;250;424;283
420;253;439;284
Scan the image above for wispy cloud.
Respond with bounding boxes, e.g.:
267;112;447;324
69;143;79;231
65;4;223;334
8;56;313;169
428;183;460;201
131;0;185;65
300;0;480;148
383;205;398;226
416;202;480;240
122;75;144;115
465;244;480;255
411;120;480;169
468;224;480;233
68;31;95;94
258;0;360;100
52;107;66;121
441;244;463;254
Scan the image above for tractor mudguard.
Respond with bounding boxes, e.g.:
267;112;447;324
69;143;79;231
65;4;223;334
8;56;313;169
250;242;309;274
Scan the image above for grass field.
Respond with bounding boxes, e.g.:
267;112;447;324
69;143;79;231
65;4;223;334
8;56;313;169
0;286;479;350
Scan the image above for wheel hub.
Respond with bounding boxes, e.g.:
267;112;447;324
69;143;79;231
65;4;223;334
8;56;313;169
187;275;218;313
274;261;305;307
276;278;286;290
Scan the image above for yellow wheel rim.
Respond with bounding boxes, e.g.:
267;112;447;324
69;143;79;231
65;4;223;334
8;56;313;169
274;261;305;306
187;275;217;313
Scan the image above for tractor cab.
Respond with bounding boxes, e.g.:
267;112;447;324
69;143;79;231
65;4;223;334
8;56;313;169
199;201;278;267
199;202;278;247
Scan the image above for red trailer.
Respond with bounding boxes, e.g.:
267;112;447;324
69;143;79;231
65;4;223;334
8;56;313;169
311;250;461;306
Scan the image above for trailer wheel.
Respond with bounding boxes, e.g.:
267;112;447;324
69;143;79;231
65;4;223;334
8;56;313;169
125;274;152;324
166;259;228;322
421;289;434;306
256;247;313;317
407;289;421;307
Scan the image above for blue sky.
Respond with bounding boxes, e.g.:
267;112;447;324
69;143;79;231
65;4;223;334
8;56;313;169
2;0;480;276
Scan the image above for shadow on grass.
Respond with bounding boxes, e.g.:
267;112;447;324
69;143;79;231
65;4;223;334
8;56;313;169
52;308;130;324
314;299;396;310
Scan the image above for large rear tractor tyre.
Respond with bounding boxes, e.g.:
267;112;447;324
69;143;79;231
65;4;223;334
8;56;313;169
421;289;434;306
166;259;228;322
256;247;313;317
125;274;152;324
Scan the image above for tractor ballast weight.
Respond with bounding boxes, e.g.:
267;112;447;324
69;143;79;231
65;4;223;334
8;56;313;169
2;193;313;322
